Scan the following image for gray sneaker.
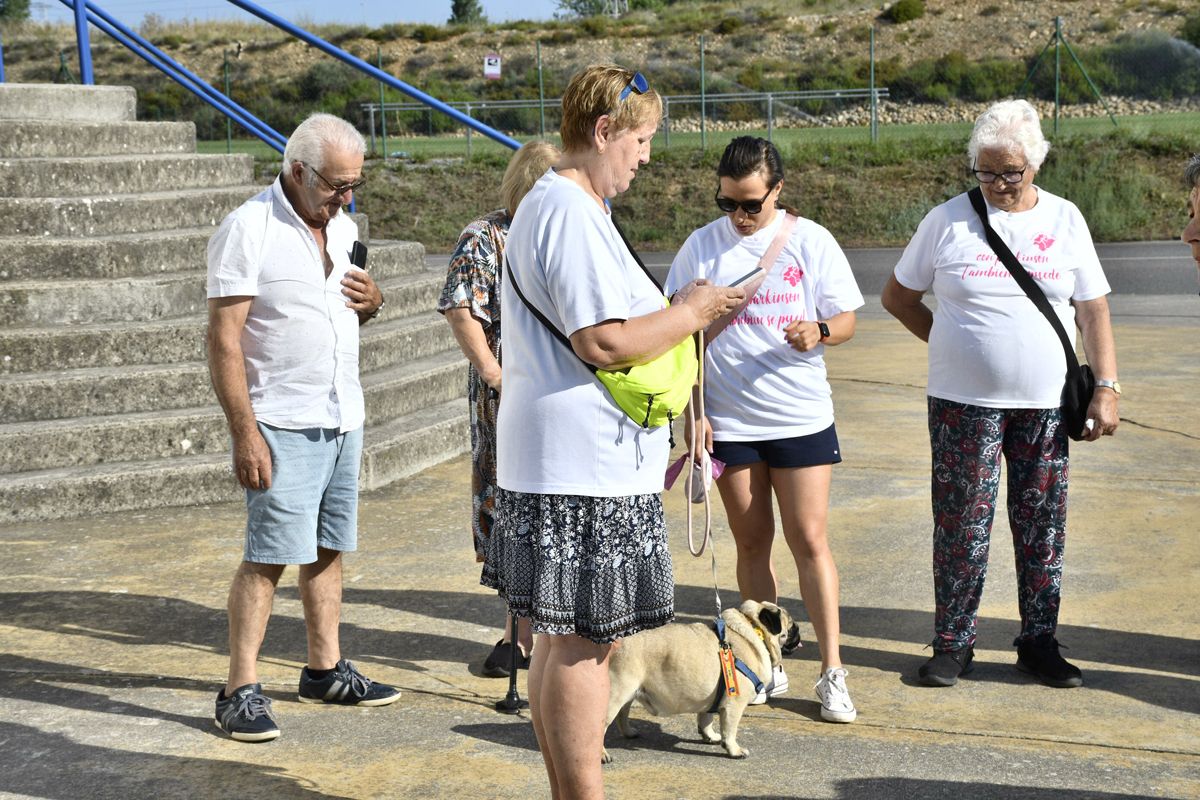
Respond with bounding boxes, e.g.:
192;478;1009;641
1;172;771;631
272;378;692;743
214;683;279;742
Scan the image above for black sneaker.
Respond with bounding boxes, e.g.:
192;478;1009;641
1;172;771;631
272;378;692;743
482;639;531;678
918;646;975;687
214;683;279;742
1016;635;1083;688
298;659;401;706
781;622;803;656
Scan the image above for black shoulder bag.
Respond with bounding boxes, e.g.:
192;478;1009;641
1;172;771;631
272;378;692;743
966;187;1095;441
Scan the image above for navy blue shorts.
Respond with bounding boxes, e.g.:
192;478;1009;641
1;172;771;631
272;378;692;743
711;423;842;469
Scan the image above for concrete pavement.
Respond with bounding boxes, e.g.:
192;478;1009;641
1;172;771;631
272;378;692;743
1;296;1197;800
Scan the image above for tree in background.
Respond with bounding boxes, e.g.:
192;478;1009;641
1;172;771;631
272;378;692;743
0;0;32;22
449;0;485;25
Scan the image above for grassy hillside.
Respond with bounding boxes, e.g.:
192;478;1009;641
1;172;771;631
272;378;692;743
357;118;1195;251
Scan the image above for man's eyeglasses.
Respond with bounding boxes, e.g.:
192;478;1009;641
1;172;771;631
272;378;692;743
307;163;366;196
971;165;1028;185
715;186;774;215
617;71;649;104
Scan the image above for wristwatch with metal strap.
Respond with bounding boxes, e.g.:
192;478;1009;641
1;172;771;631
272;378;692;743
1094;378;1121;395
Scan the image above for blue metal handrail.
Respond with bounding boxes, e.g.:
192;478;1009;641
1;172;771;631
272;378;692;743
72;0;94;84
222;0;521;151
59;0;286;153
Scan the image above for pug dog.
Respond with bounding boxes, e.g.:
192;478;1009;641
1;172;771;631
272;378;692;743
602;600;791;761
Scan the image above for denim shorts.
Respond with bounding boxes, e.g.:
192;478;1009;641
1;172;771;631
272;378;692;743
711;423;842;469
244;423;362;564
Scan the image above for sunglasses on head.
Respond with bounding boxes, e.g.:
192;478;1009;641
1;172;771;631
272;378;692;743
715;185;774;215
617;71;649;104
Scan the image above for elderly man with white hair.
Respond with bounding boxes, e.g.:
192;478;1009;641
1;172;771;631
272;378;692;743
882;99;1119;691
206;112;398;742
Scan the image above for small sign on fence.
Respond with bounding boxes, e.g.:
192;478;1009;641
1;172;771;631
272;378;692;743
484;54;501;80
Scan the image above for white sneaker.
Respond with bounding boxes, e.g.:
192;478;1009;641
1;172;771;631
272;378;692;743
814;666;856;723
750;664;789;705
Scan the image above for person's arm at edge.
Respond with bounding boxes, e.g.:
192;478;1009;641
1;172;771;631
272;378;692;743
1074;294;1119;441
881;274;933;343
206;296;273;490
443;308;502;392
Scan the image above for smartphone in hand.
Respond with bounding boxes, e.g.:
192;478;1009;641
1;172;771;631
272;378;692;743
350;241;368;270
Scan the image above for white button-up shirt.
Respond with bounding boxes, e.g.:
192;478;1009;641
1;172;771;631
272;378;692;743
207;176;365;433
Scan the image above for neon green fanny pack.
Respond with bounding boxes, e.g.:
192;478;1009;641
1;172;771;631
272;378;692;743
592;302;698;428
505;219;697;429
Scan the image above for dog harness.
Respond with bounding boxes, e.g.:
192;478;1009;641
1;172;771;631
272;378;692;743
709;617;766;713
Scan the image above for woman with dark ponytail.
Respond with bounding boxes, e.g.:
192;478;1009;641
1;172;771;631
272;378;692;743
666;136;863;723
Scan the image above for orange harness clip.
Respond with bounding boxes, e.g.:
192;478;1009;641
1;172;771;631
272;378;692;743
718;642;740;697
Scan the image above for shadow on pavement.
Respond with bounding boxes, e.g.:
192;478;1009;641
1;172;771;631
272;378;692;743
0;721;353;800
728;781;1189;800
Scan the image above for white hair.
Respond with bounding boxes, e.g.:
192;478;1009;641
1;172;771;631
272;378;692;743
282;113;366;176
1185;153;1200;188
967;99;1051;171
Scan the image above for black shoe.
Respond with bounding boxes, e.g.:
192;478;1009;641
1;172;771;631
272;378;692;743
780;622;802;656
918;647;975;687
214;683;279;742
298;659;401;706
1016;635;1083;688
482;639;531;678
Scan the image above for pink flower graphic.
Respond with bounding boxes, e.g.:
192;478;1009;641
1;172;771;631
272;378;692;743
782;264;804;286
1033;233;1056;252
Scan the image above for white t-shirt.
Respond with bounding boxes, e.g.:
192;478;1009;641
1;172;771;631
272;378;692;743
893;188;1110;409
497;169;671;496
666;212;864;440
206;177;365;433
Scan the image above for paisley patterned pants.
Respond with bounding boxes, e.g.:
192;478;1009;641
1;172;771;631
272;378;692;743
928;397;1069;652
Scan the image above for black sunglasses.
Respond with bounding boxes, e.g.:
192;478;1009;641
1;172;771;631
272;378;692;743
715;186;774;215
307;163;366;196
617;71;649;104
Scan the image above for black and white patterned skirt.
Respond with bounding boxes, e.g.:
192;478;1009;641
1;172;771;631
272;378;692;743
481;488;675;644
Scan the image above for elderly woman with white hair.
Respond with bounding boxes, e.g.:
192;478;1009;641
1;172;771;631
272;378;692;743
882;99;1119;690
1183;154;1200;280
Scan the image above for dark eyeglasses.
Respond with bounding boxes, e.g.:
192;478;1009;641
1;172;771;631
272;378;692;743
617;71;649;104
970;165;1028;185
307;163;366;196
715;186;774;215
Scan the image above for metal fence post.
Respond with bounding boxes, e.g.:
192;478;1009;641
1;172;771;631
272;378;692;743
1054;16;1061;136
699;35;706;151
73;0;95;85
378;47;389;158
367;104;376;155
663;96;670;149
223;50;233;153
0;31;6;84
537;41;546;138
870;27;878;144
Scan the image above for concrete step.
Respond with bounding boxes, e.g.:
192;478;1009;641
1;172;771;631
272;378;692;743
0;120;196;159
0;406;228;473
0;308;455;375
0;259;439;328
0;403;469;523
363;352;467;423
0;153;254;197
0;83;135;123
2;233;425;283
0;362;212;424
0;185;263;238
361;399;469;491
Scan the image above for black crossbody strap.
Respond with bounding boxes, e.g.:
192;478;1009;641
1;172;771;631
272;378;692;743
966;187;1081;374
503;211;663;375
504;253;598;375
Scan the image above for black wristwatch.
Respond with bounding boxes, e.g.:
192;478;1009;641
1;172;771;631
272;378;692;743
817;321;830;341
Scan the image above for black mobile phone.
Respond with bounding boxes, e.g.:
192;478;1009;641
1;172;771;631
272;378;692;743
349;241;368;270
728;267;762;288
